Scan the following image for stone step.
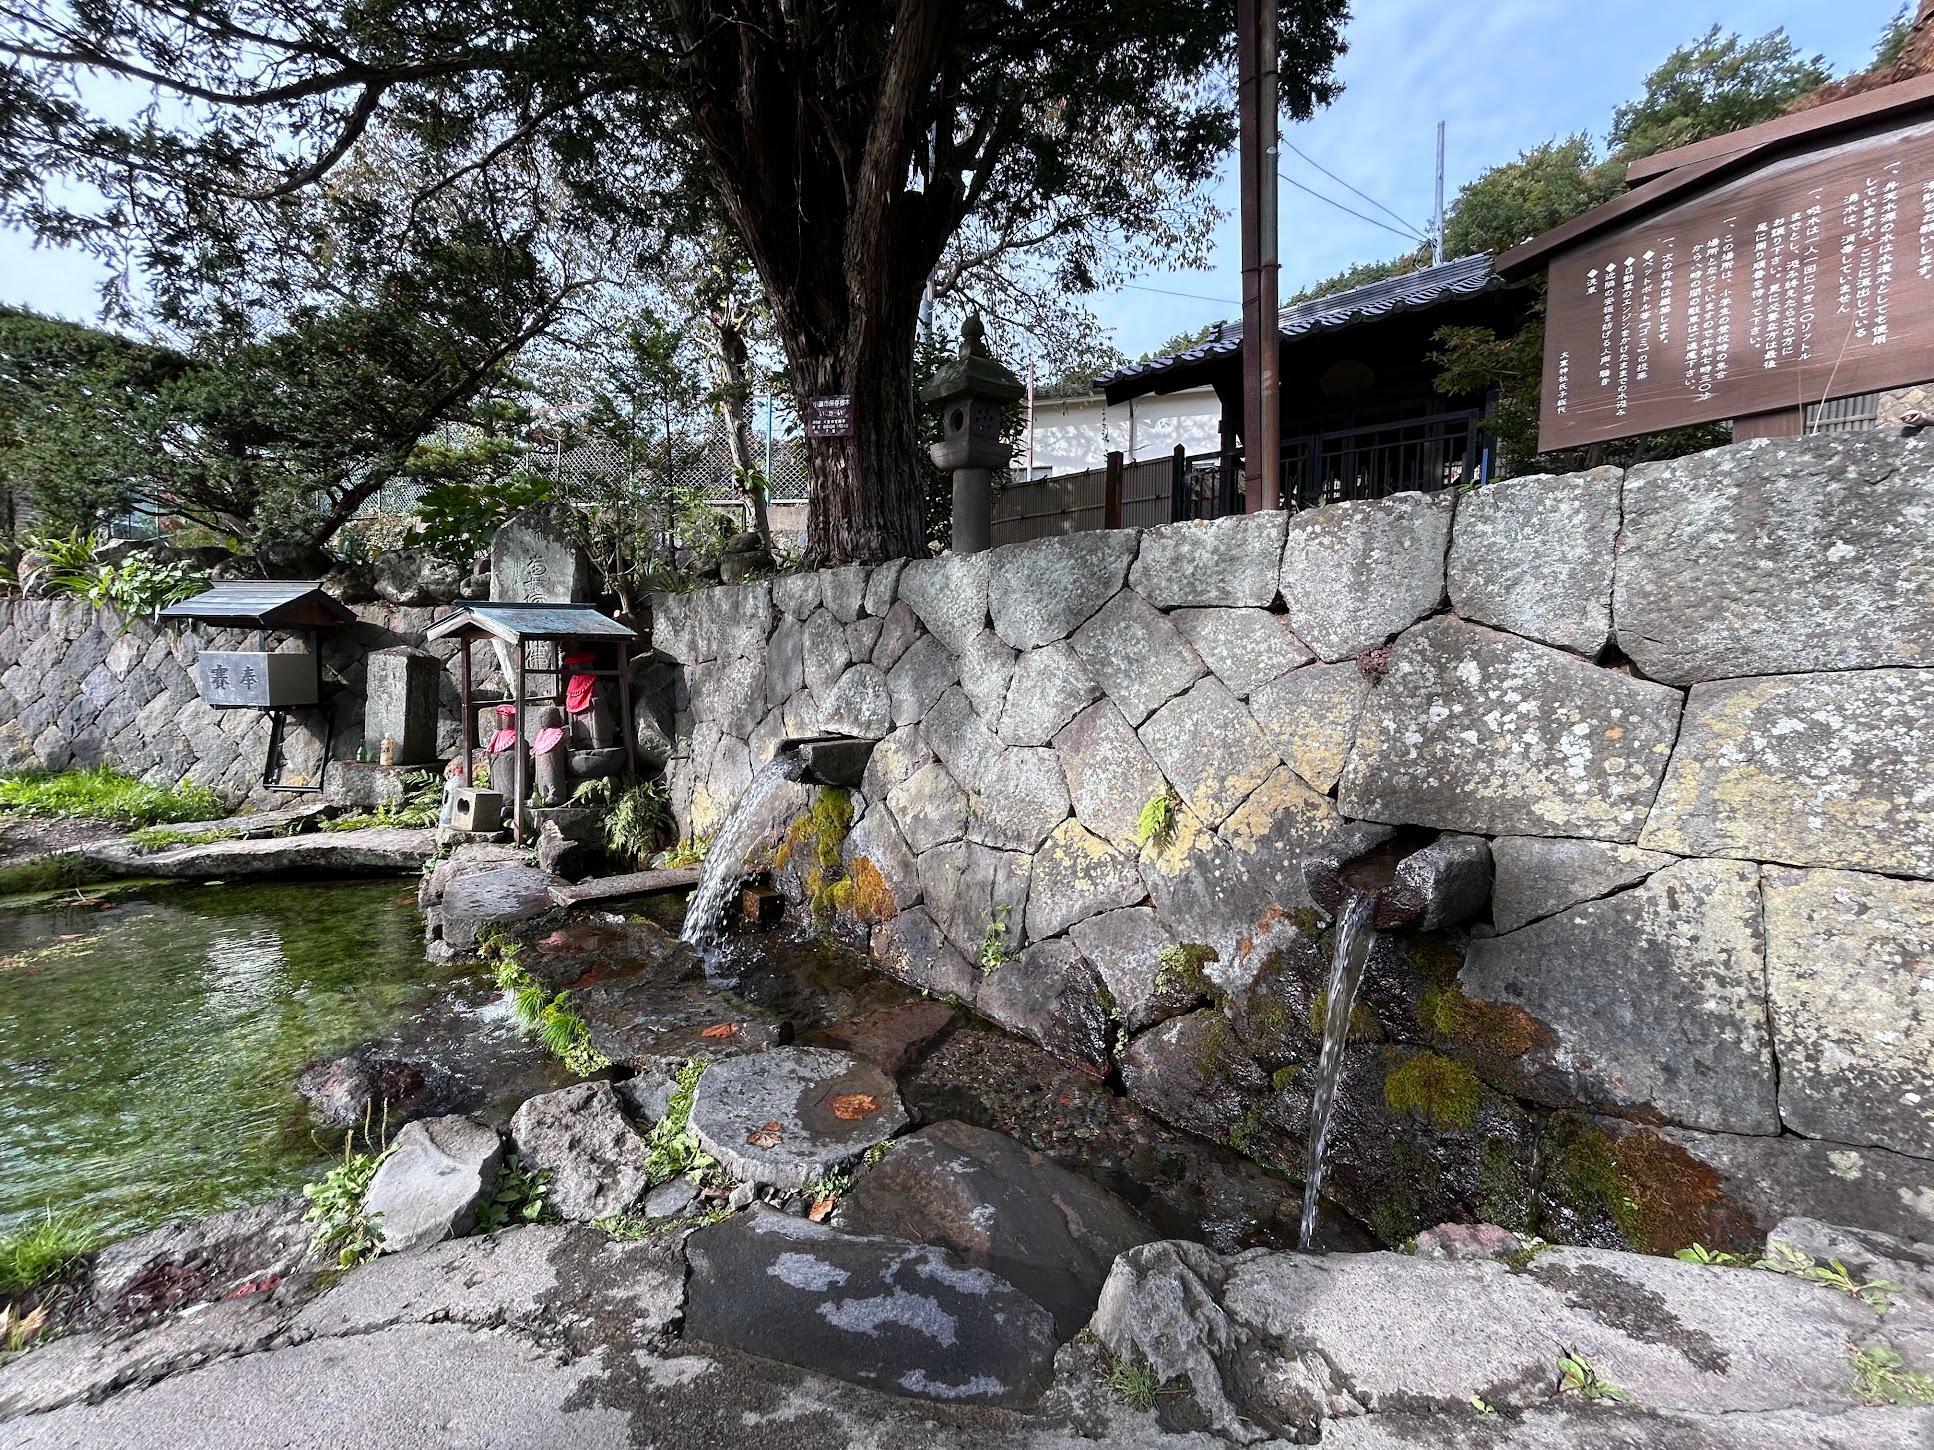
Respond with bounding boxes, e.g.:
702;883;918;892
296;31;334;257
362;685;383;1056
686;1046;906;1192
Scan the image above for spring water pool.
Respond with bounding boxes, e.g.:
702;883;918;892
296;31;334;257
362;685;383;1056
0;878;469;1239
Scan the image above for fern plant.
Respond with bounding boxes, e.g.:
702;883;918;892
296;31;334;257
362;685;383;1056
606;782;672;862
1137;790;1179;851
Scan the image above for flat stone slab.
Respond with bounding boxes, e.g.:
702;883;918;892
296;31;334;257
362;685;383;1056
571;975;787;1069
85;826;437;880
432;863;561;957
807;1000;957;1076
1641;668;1934;879
687;1047;907;1191
364;1115;503;1255
550;867;701;906
1338;615;1682;842
682;1205;1059;1407
833;1120;1156;1337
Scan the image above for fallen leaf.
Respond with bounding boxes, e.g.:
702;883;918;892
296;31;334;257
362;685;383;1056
700;1022;740;1040
807;1195;836;1222
829;1092;878;1121
746;1120;784;1149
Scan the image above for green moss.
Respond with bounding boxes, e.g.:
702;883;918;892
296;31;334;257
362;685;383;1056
1419;984;1550;1058
1270;1064;1300;1092
1541;1113;1756;1256
1225;1100;1267;1156
1368;1198;1419;1247
1191;1015;1243;1082
0;853;95;898
1307;988;1382;1042
127;826;241;850
1155;942;1217;997
1383;1051;1482;1131
1473;1138;1534;1231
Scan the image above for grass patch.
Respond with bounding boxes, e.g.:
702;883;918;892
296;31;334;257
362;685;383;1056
0;767;224;828
0;853;96;897
126;825;242;850
644;1059;717;1186
491;943;611;1077
0;1209;97;1299
1851;1344;1934;1405
1100;1353;1164;1412
302;1138;392;1269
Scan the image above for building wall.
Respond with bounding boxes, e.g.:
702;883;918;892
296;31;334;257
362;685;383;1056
653;430;1934;1254
1023;386;1221;476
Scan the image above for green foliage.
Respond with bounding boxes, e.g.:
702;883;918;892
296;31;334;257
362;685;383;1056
323;771;442;831
977;906;1012;973
302;1139;391;1270
10;529;210;619
1101;1354;1163;1412
472;1154;553;1233
0;767;224;828
1874;5;1914;68
606;782;673;862
1676;1240;1903;1312
407;464;554;569
1608;27;1828;162
568;776;618;807
661;837;708;869
1557;1349;1635;1405
0;1209;96;1298
493;945;611;1077
1137;791;1178;852
644;1059;717;1186
127;826;242;850
1286;247;1432;306
1851;1344;1934;1405
1442;137;1621;261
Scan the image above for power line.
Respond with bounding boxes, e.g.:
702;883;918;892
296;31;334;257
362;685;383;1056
1281;138;1432;239
1277;172;1429;244
1116;281;1234;305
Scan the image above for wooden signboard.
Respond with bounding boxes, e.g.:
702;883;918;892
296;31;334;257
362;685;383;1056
805;394;855;439
1537;118;1934;450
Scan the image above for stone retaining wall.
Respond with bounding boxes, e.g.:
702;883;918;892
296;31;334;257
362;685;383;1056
658;430;1933;1254
0;598;462;807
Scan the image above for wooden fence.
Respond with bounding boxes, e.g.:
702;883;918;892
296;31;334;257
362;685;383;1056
989;449;1182;546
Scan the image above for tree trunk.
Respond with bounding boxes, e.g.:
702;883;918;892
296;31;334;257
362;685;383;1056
708;311;772;550
790;322;928;567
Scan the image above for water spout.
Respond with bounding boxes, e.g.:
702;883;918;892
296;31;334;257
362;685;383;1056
679;746;807;948
1298;891;1379;1250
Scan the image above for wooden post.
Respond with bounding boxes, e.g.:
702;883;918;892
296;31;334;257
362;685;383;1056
615;640;638;782
1237;0;1282;511
458;638;474;789
512;640;527;845
1170;444;1188;523
1104;450;1125;530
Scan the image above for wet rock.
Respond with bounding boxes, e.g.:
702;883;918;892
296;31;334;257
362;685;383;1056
86;1198;313;1329
1052;698;1168;851
1379;833;1492;931
975;940;1112;1076
885;760;968;853
870;908;978;1004
1460;858;1775;1133
833;1120;1157;1337
1120;1009;1272;1146
428;864;559;959
1614;432;1934;683
964;746;1068;853
1763;867;1934;1155
1298;821;1398;917
296;1053;457;1130
572;975;787;1069
1137;800;1275;970
1024;819;1145;940
686;1046;907;1192
897;553;990;653
1137;676;1277;828
816;662;890;740
1448;466;1621;655
1338;615;1683;842
1169;606;1312;696
1280;490;1452;661
1132;511;1287;609
682;1205;1059;1406
809;1000;957;1076
839;804;918;925
1069;589;1204;725
508;1082;654;1222
988;532;1136;649
1091;1236;1891;1443
1068;905;1201;1033
1537;1113;1934;1254
995;641;1100;746
1642;669;1934;878
364;1115;504;1255
914;840;1029;966
1489;834;1678;933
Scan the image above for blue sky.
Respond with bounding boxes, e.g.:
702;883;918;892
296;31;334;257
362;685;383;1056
0;2;1900;353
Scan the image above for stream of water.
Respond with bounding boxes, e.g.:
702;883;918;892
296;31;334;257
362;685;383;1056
1299;891;1379;1249
679;748;804;948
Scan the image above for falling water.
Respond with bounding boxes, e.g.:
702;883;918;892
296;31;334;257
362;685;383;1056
1298;891;1381;1250
679;746;806;948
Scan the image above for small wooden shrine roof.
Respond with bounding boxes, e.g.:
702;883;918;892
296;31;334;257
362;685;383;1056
425;599;637;645
158;580;356;629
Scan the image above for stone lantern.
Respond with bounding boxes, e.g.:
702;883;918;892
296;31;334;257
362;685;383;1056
921;315;1025;555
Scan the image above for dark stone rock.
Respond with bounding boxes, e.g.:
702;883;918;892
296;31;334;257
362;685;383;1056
372;549;463;607
1379;834;1492;931
975;940;1111;1077
296;1053;457;1130
686;1046;908;1191
871;907;978;1004
832;1120;1157;1337
1067;905;1202;1033
508;1082;653;1222
571;975;787;1069
86;1197;313;1330
1120;1010;1272;1147
429;864;560;959
807;1000;957;1076
682;1205;1059;1406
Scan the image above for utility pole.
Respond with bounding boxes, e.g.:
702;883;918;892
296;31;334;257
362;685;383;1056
1433;120;1447;266
1237;0;1281;511
1025;360;1036;479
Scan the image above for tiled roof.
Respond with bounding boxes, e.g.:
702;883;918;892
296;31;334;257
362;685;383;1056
1093;253;1505;394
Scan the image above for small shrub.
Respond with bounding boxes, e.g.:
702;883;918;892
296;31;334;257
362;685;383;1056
1136;791;1178;851
0;767;224;828
19;531;208;619
492;945;610;1076
1557;1349;1634;1404
1676;1239;1903;1312
977;905;1012;972
644;1060;716;1186
472;1154;553;1233
1101;1354;1163;1412
0;1209;96;1299
607;783;672;861
302;1140;391;1269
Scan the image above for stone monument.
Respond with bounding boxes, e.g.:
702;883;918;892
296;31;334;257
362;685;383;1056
363;648;442;764
921;315;1024;555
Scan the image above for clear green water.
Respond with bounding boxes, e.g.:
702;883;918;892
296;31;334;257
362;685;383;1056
0;879;466;1239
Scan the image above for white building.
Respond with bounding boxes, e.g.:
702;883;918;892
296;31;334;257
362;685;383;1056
1018;383;1221;478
